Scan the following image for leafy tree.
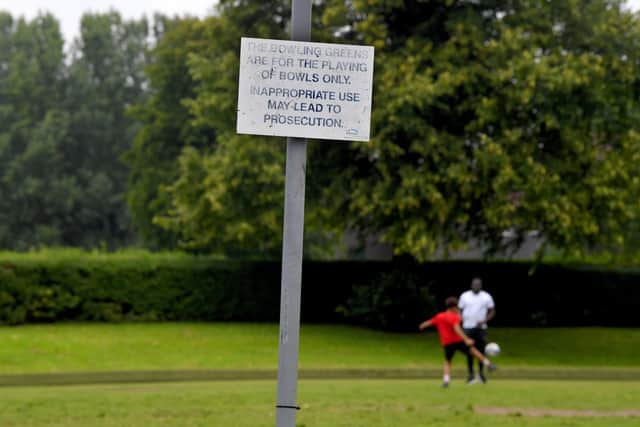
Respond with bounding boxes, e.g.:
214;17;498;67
320;0;640;260
0;11;150;249
0;13;71;248
152;5;289;256
125;17;214;249
131;3;340;257
130;0;640;261
65;11;150;247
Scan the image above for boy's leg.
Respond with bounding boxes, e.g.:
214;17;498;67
442;345;455;388
468;345;485;361
475;329;487;380
468;345;497;372
464;328;475;381
443;360;451;387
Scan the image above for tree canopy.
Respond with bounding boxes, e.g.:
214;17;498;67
2;2;640;261
129;0;640;260
0;11;149;249
319;0;640;259
128;2;341;258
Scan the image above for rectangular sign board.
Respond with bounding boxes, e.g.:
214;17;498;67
237;37;374;142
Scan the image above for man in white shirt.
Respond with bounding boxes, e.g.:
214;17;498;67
458;277;495;384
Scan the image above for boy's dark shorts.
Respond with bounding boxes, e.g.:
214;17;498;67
444;341;471;361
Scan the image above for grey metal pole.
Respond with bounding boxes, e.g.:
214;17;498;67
275;2;311;427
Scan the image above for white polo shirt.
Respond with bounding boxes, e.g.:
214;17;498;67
458;290;495;329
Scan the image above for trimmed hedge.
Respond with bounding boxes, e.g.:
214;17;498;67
384;260;640;330
0;252;638;330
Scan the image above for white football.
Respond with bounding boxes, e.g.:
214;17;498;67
485;342;501;356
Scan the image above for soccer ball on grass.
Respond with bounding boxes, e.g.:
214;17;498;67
484;342;501;356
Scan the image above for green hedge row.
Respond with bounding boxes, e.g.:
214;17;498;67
0;252;638;330
0;257;280;324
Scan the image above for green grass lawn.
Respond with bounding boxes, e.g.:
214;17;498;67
0;323;638;426
0;323;638;374
0;380;638;427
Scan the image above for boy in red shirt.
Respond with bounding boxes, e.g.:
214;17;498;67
419;296;497;388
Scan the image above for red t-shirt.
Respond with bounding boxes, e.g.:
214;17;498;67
429;311;463;346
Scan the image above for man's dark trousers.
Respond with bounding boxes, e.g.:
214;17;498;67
464;328;487;377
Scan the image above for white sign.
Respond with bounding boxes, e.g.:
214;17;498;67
237;37;374;142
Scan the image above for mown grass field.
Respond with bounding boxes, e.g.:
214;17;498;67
0;323;639;426
0;323;638;373
0;380;639;427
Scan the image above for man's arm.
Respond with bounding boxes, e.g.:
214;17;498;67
477;308;496;327
486;307;496;323
453;323;475;347
418;319;433;330
458;293;466;313
477;294;496;327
